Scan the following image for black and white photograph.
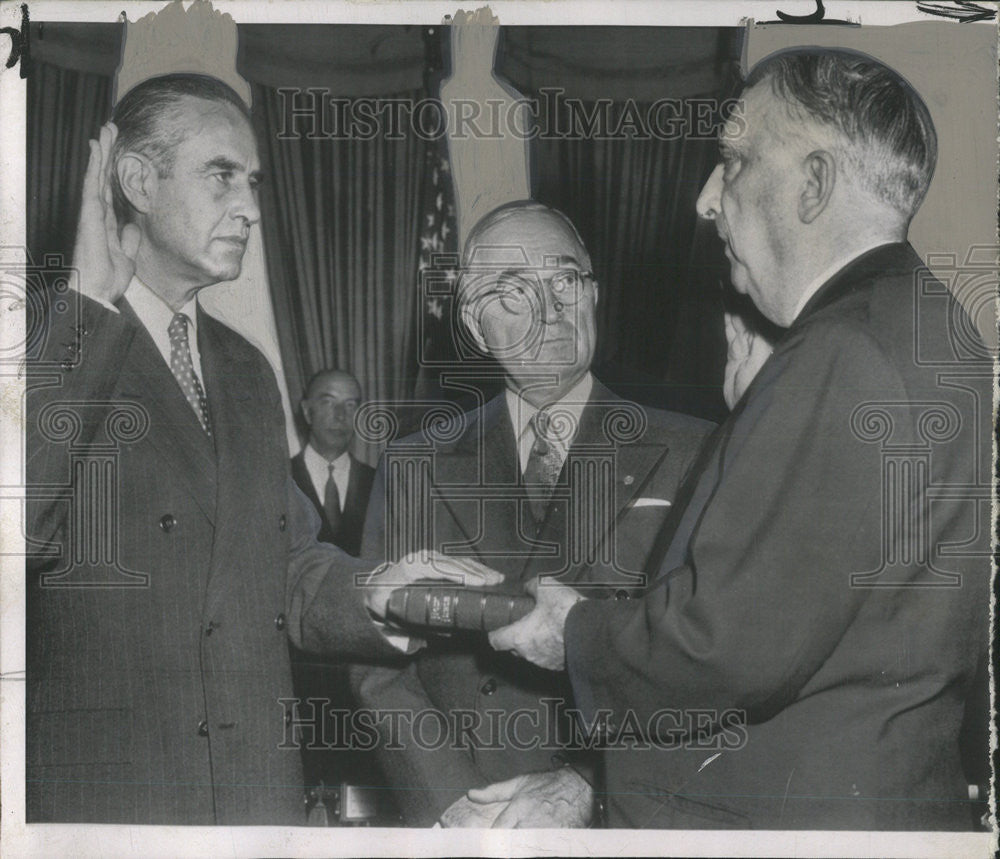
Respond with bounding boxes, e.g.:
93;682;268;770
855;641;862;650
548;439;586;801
0;1;996;856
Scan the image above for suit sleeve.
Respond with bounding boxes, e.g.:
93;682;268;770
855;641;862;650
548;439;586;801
26;291;137;558
566;322;911;730
285;476;407;661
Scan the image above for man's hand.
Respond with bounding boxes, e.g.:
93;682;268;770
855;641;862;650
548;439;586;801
723;310;773;409
72;122;141;305
487;577;582;671
442;768;592;828
363;552;503;621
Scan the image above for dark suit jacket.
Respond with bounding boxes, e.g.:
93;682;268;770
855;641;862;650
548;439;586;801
566;244;992;830
351;381;714;825
290;450;374;556
25;291;397;825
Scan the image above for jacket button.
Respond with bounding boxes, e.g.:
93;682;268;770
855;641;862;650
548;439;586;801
205;620;219;636
278;514;287;531
480;678;498;696
159;514;176;532
274;613;286;631
197;719;209;737
614;589;630;601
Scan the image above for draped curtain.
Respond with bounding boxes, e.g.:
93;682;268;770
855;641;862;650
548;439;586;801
28;22;739;451
250;84;431;459
27;61;112;266
527;98;730;421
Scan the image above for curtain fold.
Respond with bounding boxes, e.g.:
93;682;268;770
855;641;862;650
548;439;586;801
529;97;729;421
251;83;431;462
27;61;112;266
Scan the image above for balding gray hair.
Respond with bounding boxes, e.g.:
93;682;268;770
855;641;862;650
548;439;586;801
746;48;937;219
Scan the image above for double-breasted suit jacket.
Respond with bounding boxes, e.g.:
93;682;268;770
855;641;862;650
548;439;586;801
351;381;713;824
26;291;395;825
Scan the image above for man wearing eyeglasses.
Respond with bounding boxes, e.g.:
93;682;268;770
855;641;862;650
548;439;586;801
351;200;713;827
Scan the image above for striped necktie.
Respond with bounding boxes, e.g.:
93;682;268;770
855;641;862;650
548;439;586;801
522;407;564;522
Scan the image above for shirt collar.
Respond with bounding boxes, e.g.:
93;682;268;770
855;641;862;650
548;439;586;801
790;239;897;323
505;371;594;446
304;443;351;472
125;275;199;340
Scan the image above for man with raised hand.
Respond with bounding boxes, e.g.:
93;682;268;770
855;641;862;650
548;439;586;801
25;73;498;825
486;49;991;830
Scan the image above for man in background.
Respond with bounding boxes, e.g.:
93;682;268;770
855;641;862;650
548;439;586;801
352;200;713;827
289;368;381;809
485;48;991;830
25;72;497;826
292;369;374;557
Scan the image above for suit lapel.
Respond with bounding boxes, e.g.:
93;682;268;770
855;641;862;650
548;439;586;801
198;309;275;615
432;396;527;578
291;451;324;515
115;299;217;524
526;383;670;579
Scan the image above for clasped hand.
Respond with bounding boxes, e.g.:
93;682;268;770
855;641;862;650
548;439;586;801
440;767;592;828
488;577;583;671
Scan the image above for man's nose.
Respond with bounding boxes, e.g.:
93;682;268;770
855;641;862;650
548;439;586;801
539;281;565;323
232;182;261;226
696;164;724;220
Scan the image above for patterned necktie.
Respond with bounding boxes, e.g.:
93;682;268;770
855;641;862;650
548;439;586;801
167;312;212;435
522;408;565;522
324;461;342;538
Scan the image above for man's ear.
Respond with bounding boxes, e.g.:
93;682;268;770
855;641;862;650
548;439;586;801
116;152;156;216
798;150;836;224
300;399;312;426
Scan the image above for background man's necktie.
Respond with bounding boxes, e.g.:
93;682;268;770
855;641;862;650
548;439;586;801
167;312;212;435
522;408;564;522
324;462;342;538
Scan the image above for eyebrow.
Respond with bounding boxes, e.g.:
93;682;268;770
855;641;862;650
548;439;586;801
497;256;582;278
200;157;265;183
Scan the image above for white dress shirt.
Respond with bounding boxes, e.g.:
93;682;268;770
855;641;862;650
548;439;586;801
122;276;203;379
302;445;351;509
506;371;594;473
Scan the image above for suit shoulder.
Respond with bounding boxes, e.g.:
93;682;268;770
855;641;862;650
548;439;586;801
199;309;271;368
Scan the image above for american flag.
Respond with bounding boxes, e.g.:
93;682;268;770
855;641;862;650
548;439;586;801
414;135;460;398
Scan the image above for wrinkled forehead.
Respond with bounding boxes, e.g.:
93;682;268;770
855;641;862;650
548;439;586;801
173;96;260;163
308;375;361;400
724;81;816;153
464;212;588;274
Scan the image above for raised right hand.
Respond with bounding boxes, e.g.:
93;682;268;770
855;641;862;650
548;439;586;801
72;122;141;305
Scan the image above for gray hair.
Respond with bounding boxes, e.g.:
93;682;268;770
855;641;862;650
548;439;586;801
746;48;937;218
110;73;252;223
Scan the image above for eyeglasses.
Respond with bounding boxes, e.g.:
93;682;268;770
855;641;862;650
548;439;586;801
481;268;595;317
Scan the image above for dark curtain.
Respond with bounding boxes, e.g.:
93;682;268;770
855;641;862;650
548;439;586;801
528;98;730;422
27;61;112;266
251;83;431;451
